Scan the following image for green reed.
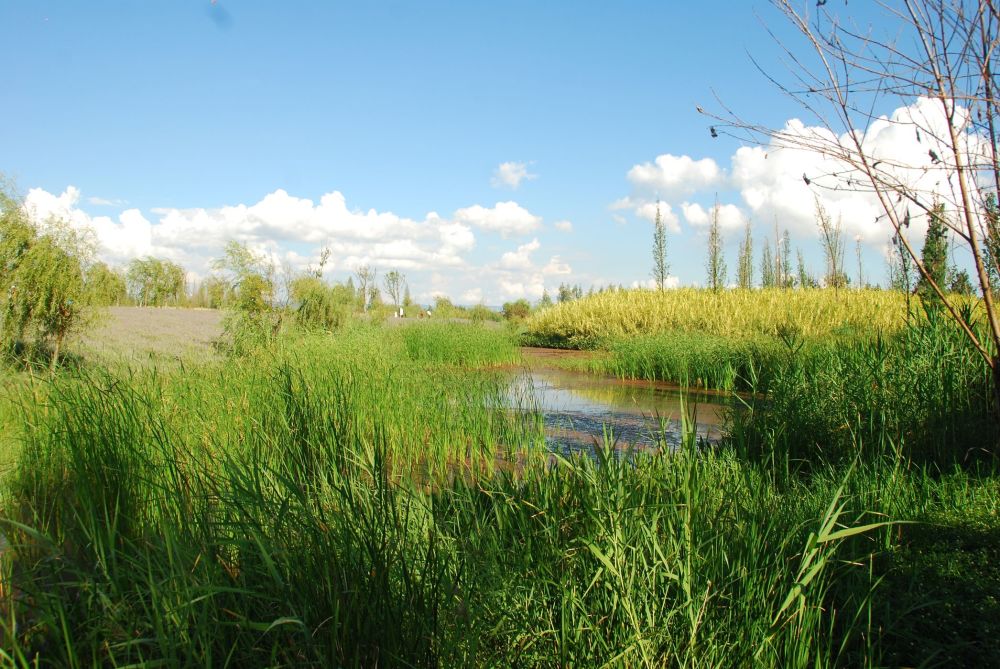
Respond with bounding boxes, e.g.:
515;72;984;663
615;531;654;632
0;320;996;666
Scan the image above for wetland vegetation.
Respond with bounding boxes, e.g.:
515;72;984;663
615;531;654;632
0;284;997;667
2;0;999;663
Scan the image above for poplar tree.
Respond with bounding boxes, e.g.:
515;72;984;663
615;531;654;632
816;200;846;289
760;239;775;288
737;220;754;289
651;201;669;290
706;203;727;291
796;249;816;289
780;229;793;288
916;203;949;302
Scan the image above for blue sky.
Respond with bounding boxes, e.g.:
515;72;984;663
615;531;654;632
3;1;937;303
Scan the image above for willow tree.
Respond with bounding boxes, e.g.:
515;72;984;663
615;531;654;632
126;257;186;306
707;0;1000;407
212;241;277;351
1;190;93;368
86;262;127;306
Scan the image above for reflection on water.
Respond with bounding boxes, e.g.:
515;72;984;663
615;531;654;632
509;356;734;457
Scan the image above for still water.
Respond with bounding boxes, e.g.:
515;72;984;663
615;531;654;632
512;349;735;457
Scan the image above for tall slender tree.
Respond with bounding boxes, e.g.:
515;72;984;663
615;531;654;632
855;236;865;289
780;229;793;288
796;248;816;288
354;265;376;312
816;200;846;289
916;203;949;303
760;238;776;288
737;220;754;289
706;202;727;291
383;270;406;309
651;201;669;290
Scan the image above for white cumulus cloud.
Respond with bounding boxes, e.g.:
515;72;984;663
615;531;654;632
631;277;680;289
454;201;542;237
635;201;681;233
491;161;537;189
498;238;541;270
542;256;572;275
20;185;572;305
23;187;481;279
621;98;993;253
681;202;745;231
627;154;724;197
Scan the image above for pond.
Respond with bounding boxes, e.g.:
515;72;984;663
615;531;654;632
512;348;736;458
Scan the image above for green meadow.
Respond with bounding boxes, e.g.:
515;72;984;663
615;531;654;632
0;292;996;668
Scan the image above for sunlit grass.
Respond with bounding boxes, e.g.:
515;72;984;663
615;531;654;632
525;288;916;348
0;317;996;666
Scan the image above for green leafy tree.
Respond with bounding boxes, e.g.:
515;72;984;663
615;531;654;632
199;275;229;309
126;257;186;306
290;276;354;331
10;237;87;367
212;242;277;352
354;265;376;312
916;203;949;305
86;262;127;306
537;289;553;309
383;270;405;310
1;193;93;368
949;269;975;296
502;298;532;321
432;295;456;318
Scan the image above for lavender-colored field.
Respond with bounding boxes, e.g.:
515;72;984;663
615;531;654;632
76;306;224;362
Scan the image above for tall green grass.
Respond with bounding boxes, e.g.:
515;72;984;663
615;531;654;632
730;313;996;466
599;331;779;391
391;320;520;367
0;320;997;665
1;366;894;666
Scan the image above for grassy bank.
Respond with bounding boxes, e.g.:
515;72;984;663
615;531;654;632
0;316;997;666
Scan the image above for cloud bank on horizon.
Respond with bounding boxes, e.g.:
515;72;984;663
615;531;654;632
23;185;571;305
22;98;988;303
617;97;991;252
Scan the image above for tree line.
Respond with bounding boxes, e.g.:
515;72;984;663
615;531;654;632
651;198;977;297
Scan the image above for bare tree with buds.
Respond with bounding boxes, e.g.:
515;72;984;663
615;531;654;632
704;0;1000;409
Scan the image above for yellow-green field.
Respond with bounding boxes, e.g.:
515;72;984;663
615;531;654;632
525;288;916;346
